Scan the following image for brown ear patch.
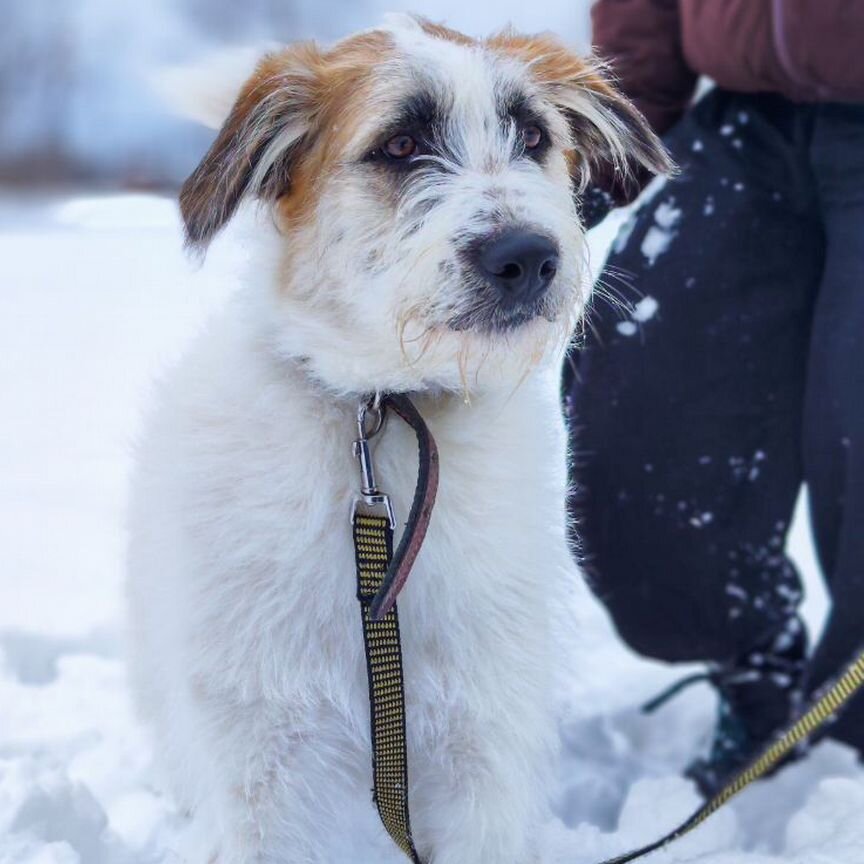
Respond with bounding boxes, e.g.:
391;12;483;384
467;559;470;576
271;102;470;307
179;46;320;251
488;32;674;204
274;29;396;232
180;31;393;251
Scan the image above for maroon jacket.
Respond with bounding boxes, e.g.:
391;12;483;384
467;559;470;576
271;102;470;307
592;0;864;135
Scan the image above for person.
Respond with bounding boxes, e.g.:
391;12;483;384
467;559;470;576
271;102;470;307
564;0;864;796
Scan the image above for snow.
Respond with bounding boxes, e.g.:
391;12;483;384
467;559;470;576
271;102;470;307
616;321;638;337
689;511;714;529
631;296;659;323
613;291;659;338
653;202;682;231
0;192;861;863
613;295;658;336
640;200;682;267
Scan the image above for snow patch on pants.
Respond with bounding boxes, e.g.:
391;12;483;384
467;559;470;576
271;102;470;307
641;199;682;266
616;295;660;336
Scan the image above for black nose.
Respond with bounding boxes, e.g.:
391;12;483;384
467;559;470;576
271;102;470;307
476;230;559;306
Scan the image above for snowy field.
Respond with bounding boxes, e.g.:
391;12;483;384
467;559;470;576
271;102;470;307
1;192;862;864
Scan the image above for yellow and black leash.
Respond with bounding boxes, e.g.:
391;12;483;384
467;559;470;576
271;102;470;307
350;391;864;864
599;647;864;863
353;511;422;863
351;393;439;863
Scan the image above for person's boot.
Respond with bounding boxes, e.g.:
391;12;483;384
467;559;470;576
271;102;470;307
684;622;808;798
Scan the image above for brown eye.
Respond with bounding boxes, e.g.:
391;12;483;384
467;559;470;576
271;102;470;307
522;125;543;149
384;133;418;159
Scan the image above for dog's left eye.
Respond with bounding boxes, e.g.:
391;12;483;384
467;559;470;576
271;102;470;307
383;133;419;160
522;125;543;150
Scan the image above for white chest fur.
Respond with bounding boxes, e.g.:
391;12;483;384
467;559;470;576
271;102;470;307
127;301;576;863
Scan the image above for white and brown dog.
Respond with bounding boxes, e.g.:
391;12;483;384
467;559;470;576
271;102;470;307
128;14;669;864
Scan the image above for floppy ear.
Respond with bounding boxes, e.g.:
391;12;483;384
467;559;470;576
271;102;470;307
549;59;674;206
179;44;320;251
489;34;673;206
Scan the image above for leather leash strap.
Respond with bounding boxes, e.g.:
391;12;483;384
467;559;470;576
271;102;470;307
369;393;439;622
352;393;438;863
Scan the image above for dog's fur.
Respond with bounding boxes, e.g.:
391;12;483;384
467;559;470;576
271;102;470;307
127;15;669;864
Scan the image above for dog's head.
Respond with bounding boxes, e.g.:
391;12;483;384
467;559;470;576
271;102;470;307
180;15;671;395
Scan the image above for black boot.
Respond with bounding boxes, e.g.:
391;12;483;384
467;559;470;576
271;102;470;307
684;623;808;798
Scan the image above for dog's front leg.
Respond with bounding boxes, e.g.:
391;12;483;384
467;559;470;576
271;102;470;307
176;694;322;864
411;720;549;864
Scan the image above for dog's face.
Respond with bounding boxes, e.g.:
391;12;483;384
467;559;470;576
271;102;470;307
181;16;670;395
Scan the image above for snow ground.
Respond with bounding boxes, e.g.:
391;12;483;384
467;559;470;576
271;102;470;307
0;192;860;864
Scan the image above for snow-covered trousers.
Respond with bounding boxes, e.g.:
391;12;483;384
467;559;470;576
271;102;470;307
564;89;864;754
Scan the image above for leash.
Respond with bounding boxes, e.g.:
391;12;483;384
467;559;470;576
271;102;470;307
597;647;864;863
351;392;438;863
349;392;864;864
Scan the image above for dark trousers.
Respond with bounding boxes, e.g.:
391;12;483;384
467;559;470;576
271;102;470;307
564;90;864;752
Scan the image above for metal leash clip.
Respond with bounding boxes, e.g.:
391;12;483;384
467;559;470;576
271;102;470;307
351;392;396;528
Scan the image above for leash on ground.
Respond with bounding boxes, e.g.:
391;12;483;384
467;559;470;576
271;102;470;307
596;647;864;863
349;391;864;864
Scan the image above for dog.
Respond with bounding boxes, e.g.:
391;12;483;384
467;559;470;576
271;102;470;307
127;14;669;864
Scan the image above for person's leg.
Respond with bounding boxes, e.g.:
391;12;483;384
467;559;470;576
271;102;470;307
564;91;824;780
803;103;864;755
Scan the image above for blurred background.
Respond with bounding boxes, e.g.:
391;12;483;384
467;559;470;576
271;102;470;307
0;0;591;190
